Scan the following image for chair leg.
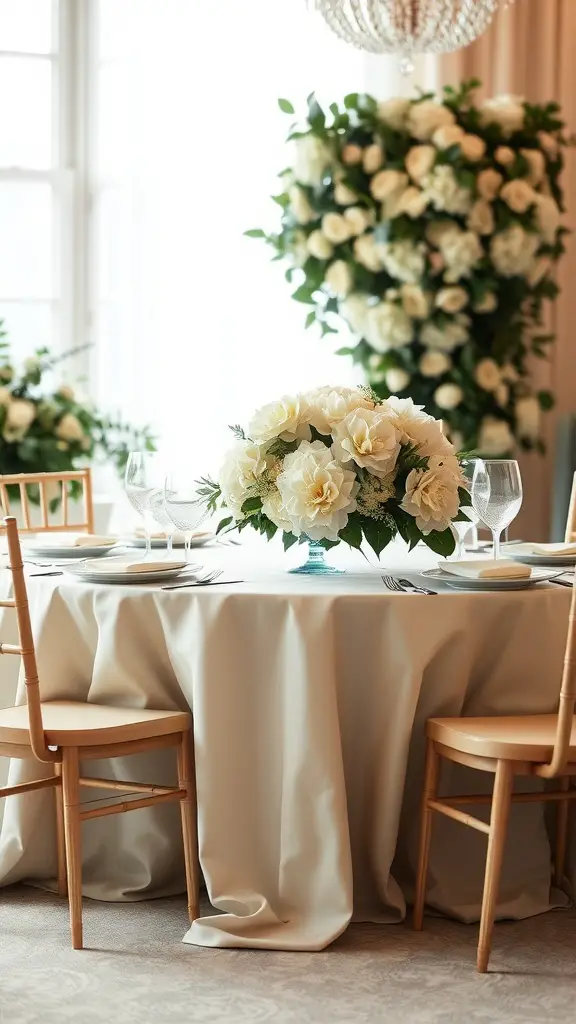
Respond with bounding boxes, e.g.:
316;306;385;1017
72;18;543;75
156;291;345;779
554;776;570;887
413;738;440;931
177;729;200;922
477;760;513;973
54;762;68;897
61;747;83;949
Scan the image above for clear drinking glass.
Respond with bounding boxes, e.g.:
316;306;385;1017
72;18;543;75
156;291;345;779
124;451;159;559
148;488;175;556
471;459;523;560
163;471;210;562
451;459;480;557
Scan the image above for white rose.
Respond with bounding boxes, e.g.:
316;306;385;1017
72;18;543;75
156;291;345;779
306;386;374;435
477;168;503;201
434;383;463;410
537;131;559;159
432;124;465;150
0;387;10;406
408;100;456;141
55;412;84;442
363;143;385;174
474;358;501;392
289;186;315;225
377;97;410;130
332;407;400;477
435;286;468;314
478;416;515;456
324;260;353;297
334;180;358;206
535;194;561;243
370;168;408;201
249;394;311;443
495;146;515;167
276;440;359;542
500;179;537;214
460;134;486;162
423;165;472;215
340;293;371;335
405;145;436;183
438;229;483;283
379;239;426;284
219;441;269;518
353;233;383;272
307;229;334;261
474;292;498;313
396;186;429;219
343;206;373;236
365;301;414;352
294;135;331;186
321;212;352;245
515;396;540;441
261;488;295;534
426;219;457;248
401;457;461;533
419;350;452;377
467;199;494;236
495;383;510;408
490;225;540;276
420;320;469;352
342;143;363;166
57;384;75;401
480;95;525;136
5;399;35;432
401;283;430;319
527;256;552;287
385;396;454;458
520;148;546;186
385;368;410;393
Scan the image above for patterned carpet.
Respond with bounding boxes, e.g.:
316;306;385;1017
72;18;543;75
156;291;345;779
2;886;576;1023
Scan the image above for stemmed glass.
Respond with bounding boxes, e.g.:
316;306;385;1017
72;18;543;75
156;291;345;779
164;470;210;563
451;459;480;558
124;452;159;559
471;459;523;560
148;488;176;557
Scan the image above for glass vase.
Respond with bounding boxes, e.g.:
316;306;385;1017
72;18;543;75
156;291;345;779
288;538;343;575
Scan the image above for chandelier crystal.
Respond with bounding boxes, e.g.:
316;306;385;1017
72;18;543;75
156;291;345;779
311;1;514;70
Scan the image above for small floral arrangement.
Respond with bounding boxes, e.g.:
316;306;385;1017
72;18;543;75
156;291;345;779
0;332;154;484
201;385;470;558
248;81;570;456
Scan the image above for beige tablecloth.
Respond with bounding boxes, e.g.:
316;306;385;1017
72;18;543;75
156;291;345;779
0;539;572;949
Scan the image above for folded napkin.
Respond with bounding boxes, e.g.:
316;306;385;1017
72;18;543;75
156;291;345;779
83;556;186;574
441;559;531;580
522;542;576;557
72;534;117;548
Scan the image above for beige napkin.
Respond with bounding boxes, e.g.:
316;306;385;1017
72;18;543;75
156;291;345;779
441;559;531;580
82;556;186;574
72;534;117;548
524;542;576;557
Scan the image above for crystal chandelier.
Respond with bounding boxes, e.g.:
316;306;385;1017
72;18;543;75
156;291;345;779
311;1;514;70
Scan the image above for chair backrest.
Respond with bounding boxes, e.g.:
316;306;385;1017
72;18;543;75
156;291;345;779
565;473;576;543
537;569;576;778
1;517;57;763
0;469;94;534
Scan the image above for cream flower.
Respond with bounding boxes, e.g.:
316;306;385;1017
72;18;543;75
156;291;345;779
419;350;452;377
377;97;410;130
332;407;400;477
501;363;519;383
343;206;373;236
438;229;483;283
334;180;358;206
537;131;559;159
423;165;472;215
261;488;295;534
379;239;426;284
294;135;331;186
385;368;410;393
495;383;510;408
370;168;408;201
306;386;374;435
425;219;457;248
340;293;371;335
474;292;498;313
460;134;486;162
467;199;494;236
495;146;515;167
401;457;461;533
249;394;311;443
363;143;385;174
408;100;456;141
477;168;503;201
478;416;515;456
291;229;309;268
55;412;84;442
307;229;334;261
321;212;352;245
57;384;75;401
276;440;359;542
4;399;35;436
432;124;465;149
434;383;463;410
490;225;540;276
0;387;10;406
385;397;453;458
435;286;468;314
535;194;561;243
401;283;430;319
405;145;436;183
396;186;429;219
342;143;363;166
324;260;353;297
420;320;469;352
474;358;501;392
480;95;525;136
515;396;540;441
289;186;315;225
365;301;414;352
520;147;546;186
353;233;383;272
527;256;552;287
219;441;269;518
500;179;537;214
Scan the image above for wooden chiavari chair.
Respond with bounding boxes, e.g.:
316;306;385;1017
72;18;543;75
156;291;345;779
0;516;199;948
565;472;576;542
0;469;94;534
413;571;576;973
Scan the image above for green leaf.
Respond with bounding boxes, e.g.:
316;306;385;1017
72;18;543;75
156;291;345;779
216;517;234;535
240;496;263;515
362;520;394;557
344;92;359;110
291;285;315;304
278;98;295;115
304;310;317;329
424;528;456;557
244;228;266;239
339;519;363;550
537;389;555;411
457;486;472;507
282;531;299;551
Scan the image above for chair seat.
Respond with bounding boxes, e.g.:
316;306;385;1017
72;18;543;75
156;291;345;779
0;700;191;747
428;714;576;763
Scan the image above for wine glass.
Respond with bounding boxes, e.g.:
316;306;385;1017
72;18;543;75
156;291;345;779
124;452;160;559
163;470;210;562
451;459;480;558
471;459;523;560
148;488;176;557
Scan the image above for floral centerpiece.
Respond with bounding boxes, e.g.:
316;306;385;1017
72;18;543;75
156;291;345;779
247;81;569;456
201;385;471;572
0;333;154;499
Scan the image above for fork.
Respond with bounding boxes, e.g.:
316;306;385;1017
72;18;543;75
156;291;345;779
162;569;224;590
382;575;436;596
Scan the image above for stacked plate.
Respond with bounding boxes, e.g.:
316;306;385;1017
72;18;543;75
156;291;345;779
422;565;563;591
64;556;191;585
123;531;215;550
502;542;576;567
24;536;118;560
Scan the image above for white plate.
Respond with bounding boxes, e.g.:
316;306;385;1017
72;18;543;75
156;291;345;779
502;543;576;567
422;567;564;591
65;563;188;585
124;533;214;549
24;543;118;559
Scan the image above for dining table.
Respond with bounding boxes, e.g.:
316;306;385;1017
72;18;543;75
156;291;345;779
0;535;573;950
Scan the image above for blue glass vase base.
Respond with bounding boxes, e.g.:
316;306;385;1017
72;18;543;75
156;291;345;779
288;540;344;575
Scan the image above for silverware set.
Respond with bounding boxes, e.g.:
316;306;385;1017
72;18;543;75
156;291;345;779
382;575;437;596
